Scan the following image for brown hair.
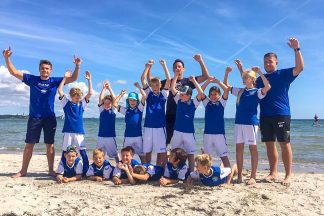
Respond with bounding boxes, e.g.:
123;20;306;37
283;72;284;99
103;95;113;102
264;52;277;60
170;148;187;164
121;146;135;155
93;148;105;157
209;86;221;97
133;165;147;174
69;87;83;97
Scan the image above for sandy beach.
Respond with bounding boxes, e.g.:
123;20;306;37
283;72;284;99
0;153;323;216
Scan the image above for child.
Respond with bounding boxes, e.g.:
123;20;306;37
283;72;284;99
57;70;93;175
159;148;189;186
170;73;204;172
97;81;119;163
224;67;271;185
86;148;114;182
186;154;237;187
200;68;231;168
132;164;164;182
113;82;147;163
112;146;140;185
56;146;83;183
141;59;171;166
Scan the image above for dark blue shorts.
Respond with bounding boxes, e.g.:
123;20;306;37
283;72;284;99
25;117;57;144
260;116;291;142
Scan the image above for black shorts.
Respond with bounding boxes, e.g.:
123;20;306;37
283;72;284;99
25;116;57;144
166;114;176;145
260;116;291;142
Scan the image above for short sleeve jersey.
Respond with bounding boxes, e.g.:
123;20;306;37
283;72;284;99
119;103;144;137
190;166;231;187
86;160;114;179
203;97;227;134
113;159;140;179
22;74;63;117
140;164;164;181
98;106;117;137
256;68;296;116
163;162;188;180
56;157;83;178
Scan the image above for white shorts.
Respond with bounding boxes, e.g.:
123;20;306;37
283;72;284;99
170;130;196;154
234;124;259;145
203;134;228;157
124;136;144;156
97;137;118;158
62;133;86;151
143;127;167;154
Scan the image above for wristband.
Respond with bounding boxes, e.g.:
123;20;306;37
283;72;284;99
294;48;300;52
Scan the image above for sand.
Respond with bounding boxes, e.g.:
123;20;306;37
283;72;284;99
0;153;323;216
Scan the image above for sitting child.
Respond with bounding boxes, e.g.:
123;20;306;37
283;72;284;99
132;164;164;182
56;146;83;183
159;148;189;186
112;146;140;185
86;148;114;182
187;154;237;187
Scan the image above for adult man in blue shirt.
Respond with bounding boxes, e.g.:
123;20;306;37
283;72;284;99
3;47;82;178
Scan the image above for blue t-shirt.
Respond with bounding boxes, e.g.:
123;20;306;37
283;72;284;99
144;88;168;128
232;87;265;125
113;159;140;179
163;162;189;180
140;163;164;181
256;68;296;117
56;157;83;178
98;106;117;137
203;97;226;134
119;104;144;137
86;160;114;179
61;96;87;134
22;74;63;118
190;166;229;187
173;93;200;133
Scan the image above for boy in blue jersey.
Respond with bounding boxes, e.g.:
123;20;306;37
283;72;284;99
113;82;147;163
141;59;171;166
224;67;271;185
112;146;139;185
56;146;83;183
132;164;164;182
186;154;237;187
159;148;189;186
200;68;231;168
97;81;119;163
86;148;114;182
170;73;204;172
57;70;93;176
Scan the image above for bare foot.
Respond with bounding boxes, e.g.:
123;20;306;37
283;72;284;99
12;171;26;178
281;176;291;186
48;171;56;177
236;177;243;184
263;174;278;182
246;178;256;185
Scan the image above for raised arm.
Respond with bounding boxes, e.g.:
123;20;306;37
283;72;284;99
160;59;171;89
288;38;304;76
193;54;210;83
131;172;150;181
170;73;179;96
145;59;154;86
84;71;93;101
189;75;204;100
223;66;232;88
99;81;108;105
106;81;116;99
57;70;71;97
211;77;230;100
134;82;146;104
65;56;82;84
252;67;271;95
141;60;153;89
2;47;23;81
113;90;126;108
201;77;212;92
234;59;244;79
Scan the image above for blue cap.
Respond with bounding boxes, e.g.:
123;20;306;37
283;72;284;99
126;92;139;108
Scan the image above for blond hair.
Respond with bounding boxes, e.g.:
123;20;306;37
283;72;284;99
195;154;212;168
69;87;83;97
103;95;113;102
237;69;257;105
93;148;105;157
149;77;161;87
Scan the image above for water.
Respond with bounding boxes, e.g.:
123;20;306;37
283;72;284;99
0;118;323;172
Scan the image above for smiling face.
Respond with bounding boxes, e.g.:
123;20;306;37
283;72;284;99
121;150;133;164
150;80;161;95
128;98;138;108
196;163;210;176
103;98;112;109
209;90;220;102
264;55;278;73
65;151;78;166
39;63;52;80
173;62;185;78
179;93;191;102
93;153;105;167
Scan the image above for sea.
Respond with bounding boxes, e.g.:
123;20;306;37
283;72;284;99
0;118;323;173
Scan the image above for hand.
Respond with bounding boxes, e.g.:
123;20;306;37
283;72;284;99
56;175;63;184
127;164;133;174
210;77;219;83
85;71;91;80
251;66;262;74
73;55;82;66
287;37;300;50
188;75;195;82
226;66;233;74
96;176;103;182
64;70;72;78
234;59;243;70
120;89;126;96
103;80;110;89
193;54;202;62
62;177;69;183
134;82;141;88
118;162;128;171
2;47;12;58
159;59;166;66
159;177;168;186
113;177;122;185
186;176;193;185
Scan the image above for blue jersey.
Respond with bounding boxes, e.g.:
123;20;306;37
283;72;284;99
173;93;200;133
22;74;63;118
119;104;144;137
141;163;164;181
56;157;83;178
113;159;140;179
98;106;116;137
163;162;189;180
203;97;226;134
256;68;296;117
196;166;228;187
144;88;168;128
61;96;87;134
232;87;264;125
86;160;114;179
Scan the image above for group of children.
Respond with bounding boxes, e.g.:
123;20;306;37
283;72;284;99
56;58;271;187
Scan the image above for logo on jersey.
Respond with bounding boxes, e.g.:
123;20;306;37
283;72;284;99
212;176;219;182
41;89;47;94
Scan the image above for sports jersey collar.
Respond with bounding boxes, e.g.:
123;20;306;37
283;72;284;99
202;168;214;178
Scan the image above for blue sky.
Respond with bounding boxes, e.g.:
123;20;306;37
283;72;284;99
0;0;323;119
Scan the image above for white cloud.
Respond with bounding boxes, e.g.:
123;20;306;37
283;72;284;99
115;80;127;85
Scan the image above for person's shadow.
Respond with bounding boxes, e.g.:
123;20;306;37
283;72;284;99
0;172;55;180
